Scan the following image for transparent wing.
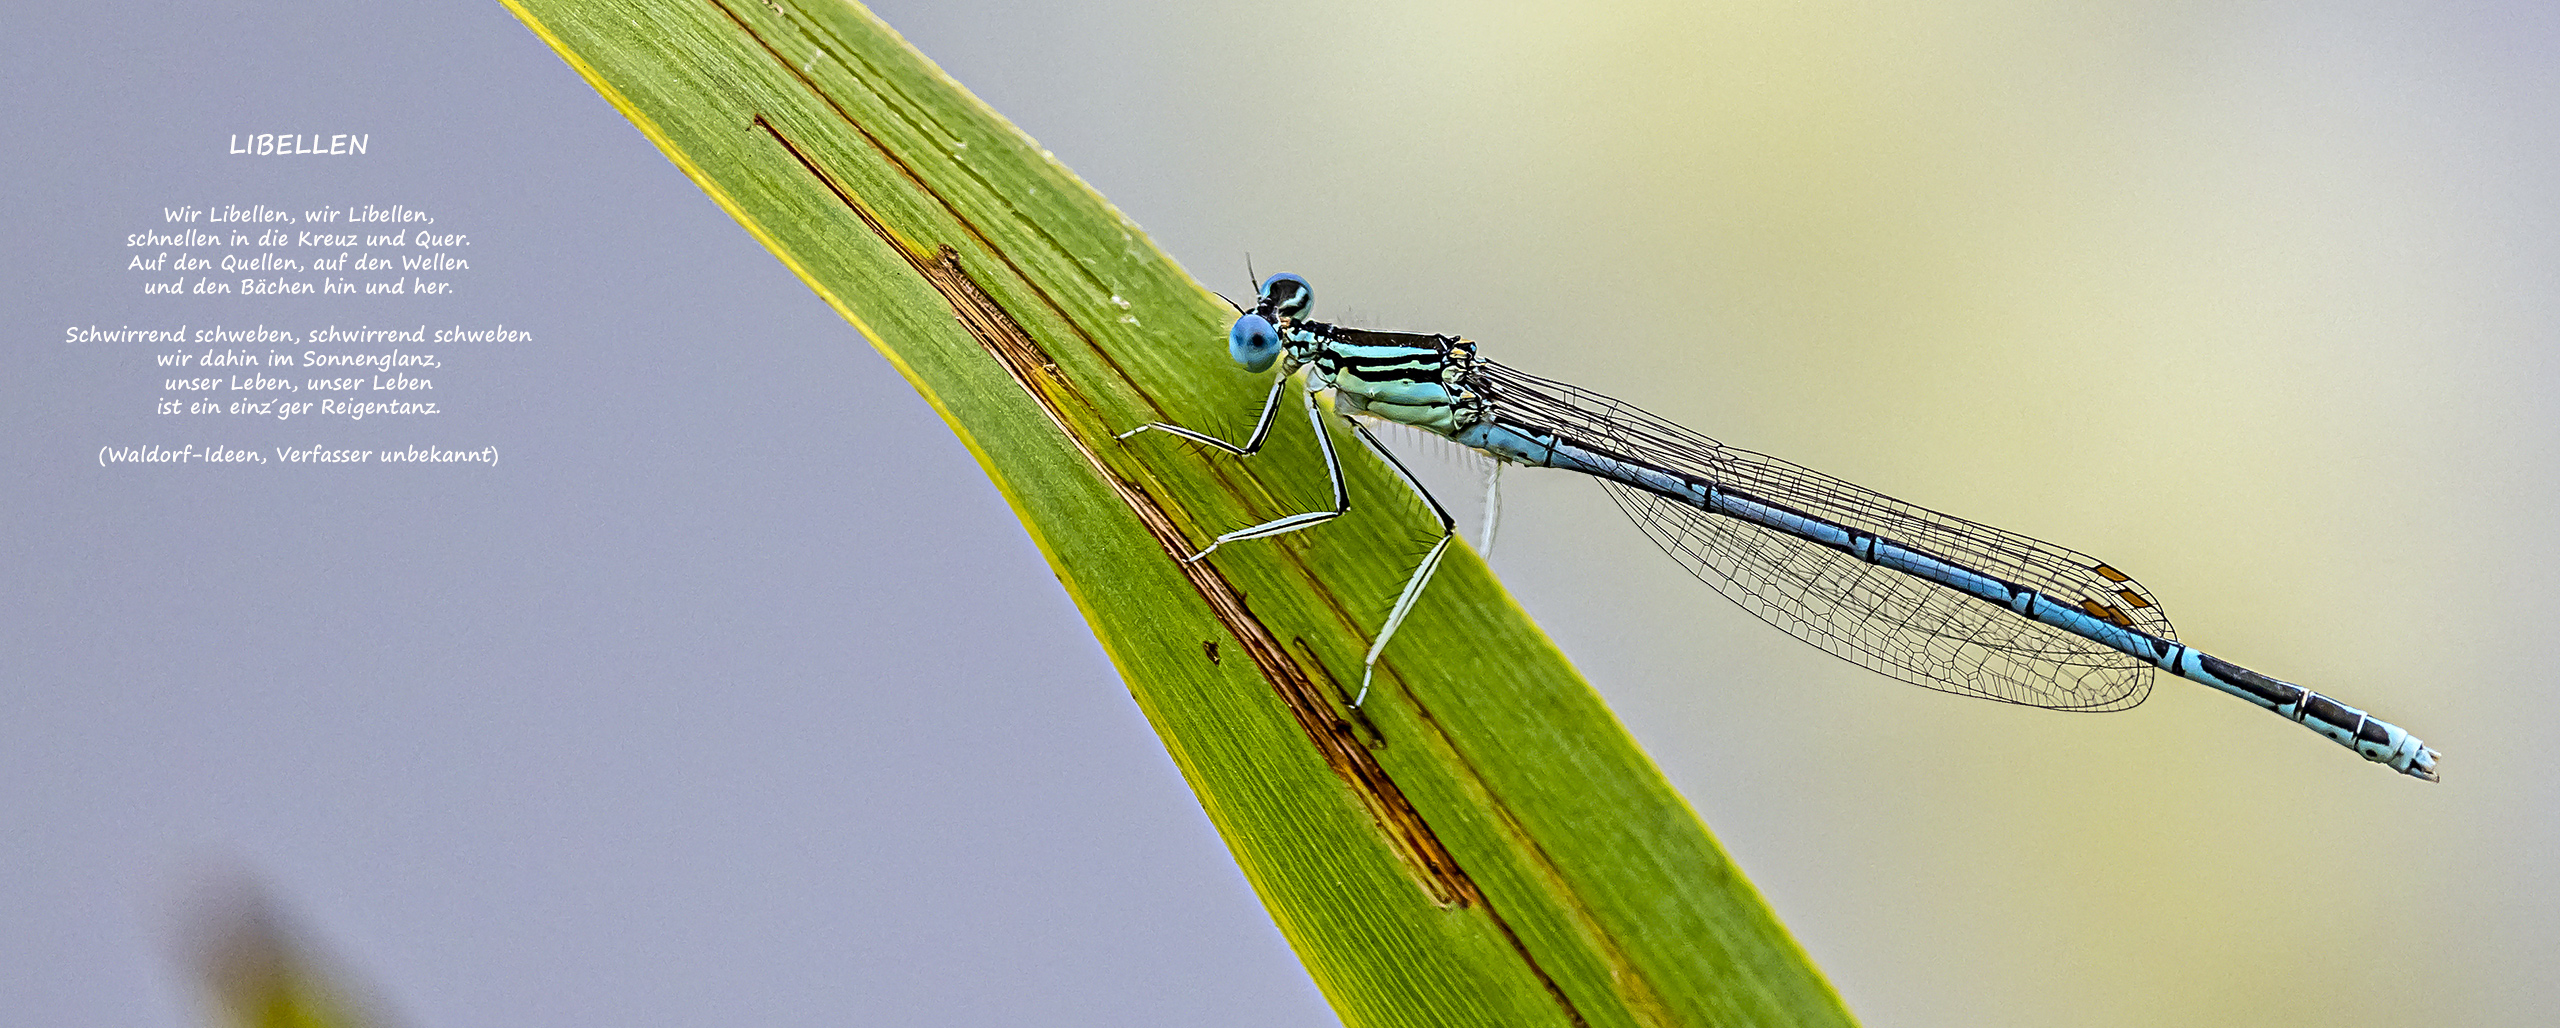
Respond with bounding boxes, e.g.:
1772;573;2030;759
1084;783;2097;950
1475;359;2170;710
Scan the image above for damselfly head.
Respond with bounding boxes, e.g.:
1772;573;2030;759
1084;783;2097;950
1256;273;1313;322
1229;314;1282;372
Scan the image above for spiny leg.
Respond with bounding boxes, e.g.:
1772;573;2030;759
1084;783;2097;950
1479;459;1503;558
1176;385;1353;563
1120;375;1455;707
1115;369;1292;455
1344;419;1459;707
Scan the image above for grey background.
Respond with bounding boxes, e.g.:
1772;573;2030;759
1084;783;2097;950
4;3;1323;1026
8;2;2558;1027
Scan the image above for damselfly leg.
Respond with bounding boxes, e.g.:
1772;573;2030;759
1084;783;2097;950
1119;270;2439;780
1122;373;1457;705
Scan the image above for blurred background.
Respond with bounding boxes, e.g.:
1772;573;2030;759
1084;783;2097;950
4;2;2553;1026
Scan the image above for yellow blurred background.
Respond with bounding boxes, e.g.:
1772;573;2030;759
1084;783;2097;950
893;1;2556;1024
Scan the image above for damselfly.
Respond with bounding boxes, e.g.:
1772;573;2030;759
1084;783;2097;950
1120;273;2440;781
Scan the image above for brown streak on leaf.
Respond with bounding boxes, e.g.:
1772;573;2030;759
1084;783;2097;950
937;246;1481;909
1405;700;1678;1028
757;79;1597;1028
755;113;1478;901
717;1;1157;417
734;6;1411;733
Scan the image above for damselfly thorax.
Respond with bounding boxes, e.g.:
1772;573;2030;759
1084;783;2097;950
1118;272;2439;781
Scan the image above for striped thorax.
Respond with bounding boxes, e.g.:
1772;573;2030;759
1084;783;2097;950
1278;318;1488;435
1137;271;2440;778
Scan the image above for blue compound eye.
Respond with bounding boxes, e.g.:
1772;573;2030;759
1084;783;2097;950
1229;314;1281;371
1258;273;1312;321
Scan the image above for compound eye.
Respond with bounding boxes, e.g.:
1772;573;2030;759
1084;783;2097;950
1258;273;1312;321
1229;314;1282;372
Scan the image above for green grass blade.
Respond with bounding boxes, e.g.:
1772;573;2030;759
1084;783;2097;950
497;2;1858;1024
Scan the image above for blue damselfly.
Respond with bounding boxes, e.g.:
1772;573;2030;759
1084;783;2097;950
1120;273;2440;781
